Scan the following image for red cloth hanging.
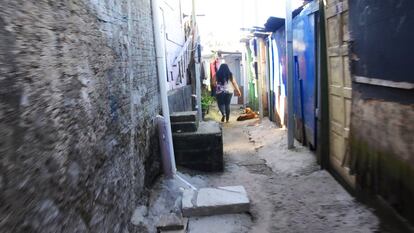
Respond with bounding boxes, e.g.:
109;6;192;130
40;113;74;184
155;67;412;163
209;58;220;96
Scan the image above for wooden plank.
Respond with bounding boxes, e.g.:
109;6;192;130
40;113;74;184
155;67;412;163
344;128;350;139
330;130;345;160
327;17;339;46
353;75;414;89
330;158;356;187
327;46;340;56
329;85;343;97
326;1;348;18
343;57;352;87
328;57;343;85
330;122;344;135
342;12;350;42
340;44;349;55
343;88;352;99
326;0;339;7
330;96;344;125
325;0;355;187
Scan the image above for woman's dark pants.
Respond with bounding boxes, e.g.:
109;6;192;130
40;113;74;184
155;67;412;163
216;92;233;121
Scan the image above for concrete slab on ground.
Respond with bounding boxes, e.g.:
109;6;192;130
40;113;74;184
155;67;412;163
182;186;250;217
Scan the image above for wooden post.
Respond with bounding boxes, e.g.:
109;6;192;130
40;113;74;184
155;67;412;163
286;0;295;149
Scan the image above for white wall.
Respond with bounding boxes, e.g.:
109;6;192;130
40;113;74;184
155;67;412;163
160;0;192;91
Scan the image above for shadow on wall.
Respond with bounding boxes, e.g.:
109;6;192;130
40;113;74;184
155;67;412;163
168;85;193;113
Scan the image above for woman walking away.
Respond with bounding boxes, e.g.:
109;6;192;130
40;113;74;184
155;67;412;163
213;64;242;123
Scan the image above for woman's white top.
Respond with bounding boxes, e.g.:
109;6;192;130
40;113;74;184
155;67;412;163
217;79;234;94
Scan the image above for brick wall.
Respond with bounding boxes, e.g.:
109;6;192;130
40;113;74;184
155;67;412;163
0;0;160;232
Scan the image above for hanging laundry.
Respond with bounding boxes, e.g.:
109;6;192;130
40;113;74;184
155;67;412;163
209;58;220;96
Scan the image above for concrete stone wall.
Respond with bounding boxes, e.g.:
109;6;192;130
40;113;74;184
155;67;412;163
168;85;193;113
0;0;160;232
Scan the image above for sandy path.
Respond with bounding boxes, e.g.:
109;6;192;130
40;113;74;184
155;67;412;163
185;107;379;233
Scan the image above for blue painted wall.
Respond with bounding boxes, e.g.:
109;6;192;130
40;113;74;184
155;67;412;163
292;8;317;146
270;3;318;147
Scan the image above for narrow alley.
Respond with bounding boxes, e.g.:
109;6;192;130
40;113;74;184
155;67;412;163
182;107;388;232
133;105;410;233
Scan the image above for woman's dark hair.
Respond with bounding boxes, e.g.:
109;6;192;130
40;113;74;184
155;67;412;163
216;64;233;85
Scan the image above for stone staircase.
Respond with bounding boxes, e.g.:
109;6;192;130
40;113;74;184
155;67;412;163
170;111;223;172
170;111;199;133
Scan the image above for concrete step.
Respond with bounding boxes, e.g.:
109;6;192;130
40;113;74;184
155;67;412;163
171;121;198;133
159;218;188;233
170;111;198;123
182;186;250;217
172;121;223;171
157;213;188;232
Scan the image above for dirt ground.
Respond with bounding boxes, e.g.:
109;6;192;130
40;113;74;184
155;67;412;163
140;106;408;233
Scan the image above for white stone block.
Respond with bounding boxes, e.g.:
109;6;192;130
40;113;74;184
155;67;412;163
182;186;250;217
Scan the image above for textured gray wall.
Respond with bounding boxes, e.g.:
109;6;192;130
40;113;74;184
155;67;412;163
168;85;193;113
0;0;160;232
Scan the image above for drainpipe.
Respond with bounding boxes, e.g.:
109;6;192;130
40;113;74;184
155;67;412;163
265;37;271;120
192;0;202;120
152;0;197;191
242;50;248;107
286;0;295;149
152;0;177;175
257;38;264;120
191;0;196;27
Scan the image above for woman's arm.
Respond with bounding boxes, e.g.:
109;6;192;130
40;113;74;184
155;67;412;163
231;77;242;96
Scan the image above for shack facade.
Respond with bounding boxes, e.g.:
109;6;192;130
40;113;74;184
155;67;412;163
243;0;414;224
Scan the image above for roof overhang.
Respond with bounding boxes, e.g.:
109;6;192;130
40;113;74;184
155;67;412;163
264;17;285;32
